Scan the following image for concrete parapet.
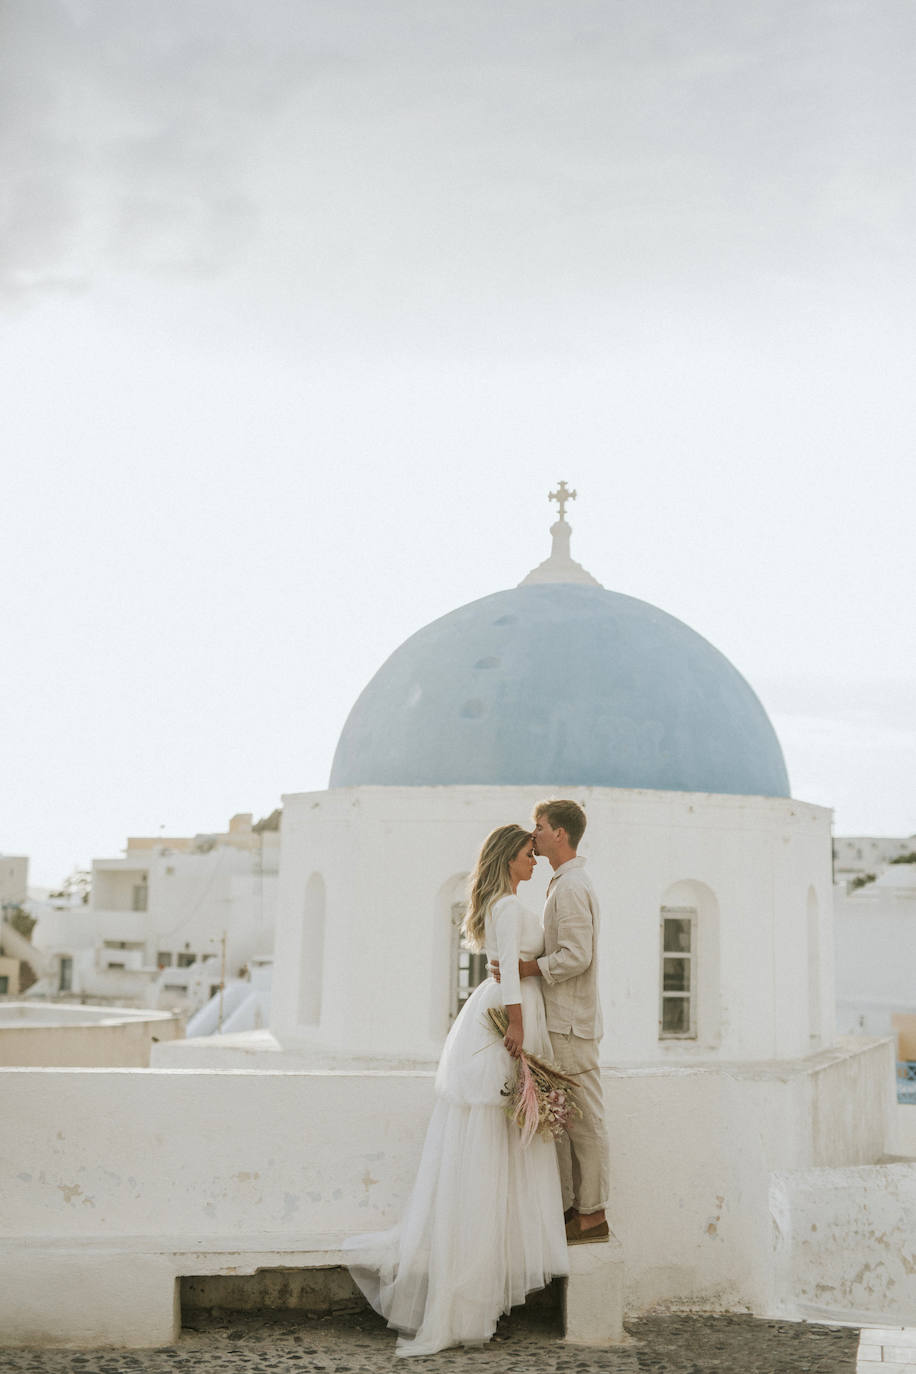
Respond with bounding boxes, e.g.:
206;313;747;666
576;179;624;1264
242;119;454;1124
0;1003;182;1067
770;1161;916;1326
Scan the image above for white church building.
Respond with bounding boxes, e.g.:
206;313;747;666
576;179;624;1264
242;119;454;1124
274;493;828;1069
264;491;898;1316
0;491;906;1348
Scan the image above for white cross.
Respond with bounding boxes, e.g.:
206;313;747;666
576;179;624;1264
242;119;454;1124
549;480;577;521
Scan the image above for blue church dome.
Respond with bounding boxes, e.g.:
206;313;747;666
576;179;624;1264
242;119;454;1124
330;502;790;798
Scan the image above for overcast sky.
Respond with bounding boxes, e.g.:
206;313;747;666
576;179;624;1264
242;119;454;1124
2;0;914;887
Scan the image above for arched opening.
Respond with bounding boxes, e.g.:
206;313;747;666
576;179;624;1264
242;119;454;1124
658;879;721;1048
298;872;325;1026
807;885;821;1047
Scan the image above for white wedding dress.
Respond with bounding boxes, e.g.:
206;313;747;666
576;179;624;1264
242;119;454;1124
345;894;569;1357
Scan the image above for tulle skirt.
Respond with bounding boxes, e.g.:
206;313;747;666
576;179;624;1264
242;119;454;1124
345;978;568;1357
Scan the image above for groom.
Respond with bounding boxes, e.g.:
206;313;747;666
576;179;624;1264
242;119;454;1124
496;798;610;1244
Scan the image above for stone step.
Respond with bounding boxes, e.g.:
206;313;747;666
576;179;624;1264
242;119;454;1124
857;1325;916;1371
564;1231;626;1346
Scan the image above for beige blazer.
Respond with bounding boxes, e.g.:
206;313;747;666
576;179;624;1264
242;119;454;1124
536;856;603;1040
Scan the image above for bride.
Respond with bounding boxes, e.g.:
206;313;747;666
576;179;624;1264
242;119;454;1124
345;824;569;1357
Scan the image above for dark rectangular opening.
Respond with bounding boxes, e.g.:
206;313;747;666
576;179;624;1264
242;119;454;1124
180;1267;563;1328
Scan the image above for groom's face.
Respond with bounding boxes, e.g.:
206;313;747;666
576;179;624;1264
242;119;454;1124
533;815;561;863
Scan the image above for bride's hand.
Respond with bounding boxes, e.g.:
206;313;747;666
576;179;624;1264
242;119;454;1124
504;1008;523;1058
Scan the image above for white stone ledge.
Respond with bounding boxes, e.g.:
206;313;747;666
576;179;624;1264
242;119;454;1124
1;1234;352;1265
0;1235;359;1345
0;1232;627;1349
860;1328;916;1346
604;1036;892;1080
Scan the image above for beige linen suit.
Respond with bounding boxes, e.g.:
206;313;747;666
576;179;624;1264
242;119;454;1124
536;856;609;1215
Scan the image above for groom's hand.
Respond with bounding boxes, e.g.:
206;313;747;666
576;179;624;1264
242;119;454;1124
489;959;540;982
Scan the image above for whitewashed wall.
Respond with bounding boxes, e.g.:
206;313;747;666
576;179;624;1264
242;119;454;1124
891;1103;916;1156
273;785;834;1064
0;1037;891;1346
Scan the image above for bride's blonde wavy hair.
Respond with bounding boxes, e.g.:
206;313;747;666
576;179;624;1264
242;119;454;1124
461;824;533;953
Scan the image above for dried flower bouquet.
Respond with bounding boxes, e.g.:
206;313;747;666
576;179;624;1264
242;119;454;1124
486;1005;582;1147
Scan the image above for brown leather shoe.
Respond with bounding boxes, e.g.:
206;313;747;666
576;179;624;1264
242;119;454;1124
567;1217;610;1246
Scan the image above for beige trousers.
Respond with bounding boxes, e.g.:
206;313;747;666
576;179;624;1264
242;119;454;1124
548;1031;610;1215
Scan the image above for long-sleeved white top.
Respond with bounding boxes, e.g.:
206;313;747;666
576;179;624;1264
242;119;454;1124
485;894;546;1009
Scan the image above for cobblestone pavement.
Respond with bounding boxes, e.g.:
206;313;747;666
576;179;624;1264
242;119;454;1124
0;1310;860;1374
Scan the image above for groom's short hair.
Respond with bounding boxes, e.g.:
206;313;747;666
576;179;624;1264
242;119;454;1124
534;799;587;849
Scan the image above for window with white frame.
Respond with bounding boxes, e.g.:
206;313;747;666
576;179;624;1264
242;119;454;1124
659;907;697;1039
450;900;488;1021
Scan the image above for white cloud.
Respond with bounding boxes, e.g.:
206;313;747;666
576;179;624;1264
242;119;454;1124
4;1;916;309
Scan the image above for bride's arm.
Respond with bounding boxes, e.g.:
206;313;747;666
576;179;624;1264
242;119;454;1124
495;899;524;1058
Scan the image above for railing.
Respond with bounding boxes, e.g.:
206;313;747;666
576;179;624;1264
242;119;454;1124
896;1061;916;1105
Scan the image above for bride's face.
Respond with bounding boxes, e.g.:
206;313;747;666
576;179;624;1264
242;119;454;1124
508;841;537;887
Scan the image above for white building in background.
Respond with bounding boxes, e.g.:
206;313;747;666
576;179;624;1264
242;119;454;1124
835;860;916;1041
833;835;916;889
30;812;279;1016
0;853;34;997
0;854;28;908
